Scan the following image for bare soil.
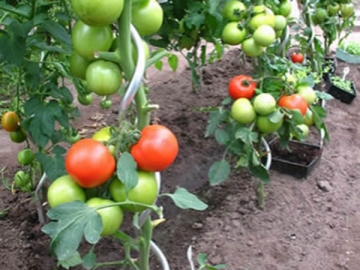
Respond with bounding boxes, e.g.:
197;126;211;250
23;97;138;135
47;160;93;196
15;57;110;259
1;45;360;270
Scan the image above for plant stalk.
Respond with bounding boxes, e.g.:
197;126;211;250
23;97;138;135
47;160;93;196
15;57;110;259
138;217;153;270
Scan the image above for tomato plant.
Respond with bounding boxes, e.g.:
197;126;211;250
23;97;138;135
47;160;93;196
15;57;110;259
65;138;116;188
228;75;257;100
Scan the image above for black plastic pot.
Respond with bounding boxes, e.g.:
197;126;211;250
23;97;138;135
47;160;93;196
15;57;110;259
322;57;337;81
268;138;323;179
325;75;357;104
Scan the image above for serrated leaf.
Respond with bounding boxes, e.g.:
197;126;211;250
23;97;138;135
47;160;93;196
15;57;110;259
205;110;224;137
36;153;66;181
40;20;71;46
58;252;82;270
52;145;66;155
249;164;270;183
82;249;96;270
24;96;42;116
116;152;138;191
168;54;178;72
42;201;102;261
235;127;258;144
208;160;230;186
165;187;208;211
214;129;229;145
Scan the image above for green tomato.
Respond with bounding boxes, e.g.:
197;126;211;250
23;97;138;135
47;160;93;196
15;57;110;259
132;39;150;63
66;132;81;144
303;109;314;126
222;0;246;21
295;124;309;138
222;22;247;46
249;6;276;30
340;3;354;19
72;21;113;60
241;38;263;57
297;85;317;105
231;98;256;124
279;1;292;17
313;8;328;24
77;93;94;106
17;148;35;166
71;0;124;27
132;0;163;36
47;175;86;208
253;25;276;47
69;51;92;80
109;171;158;212
86;198;123;236
253;93;277;115
327;3;340;16
256;114;283;134
10;128;27;143
14;171;31;188
100;99;112;109
86;60;123;96
274;15;287;31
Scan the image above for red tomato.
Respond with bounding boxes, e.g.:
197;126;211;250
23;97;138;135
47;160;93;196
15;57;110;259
291;52;304;63
130;125;179;172
228;75;257;100
278;94;308;115
65;138;116;188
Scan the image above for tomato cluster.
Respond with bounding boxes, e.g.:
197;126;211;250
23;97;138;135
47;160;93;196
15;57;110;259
228;74;318;136
69;0;163;105
1;111;27;143
312;1;355;24
221;0;292;57
47;123;178;236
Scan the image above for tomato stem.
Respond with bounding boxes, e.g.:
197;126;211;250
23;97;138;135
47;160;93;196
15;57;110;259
118;0;151;130
94;51;121;63
138;217;152;270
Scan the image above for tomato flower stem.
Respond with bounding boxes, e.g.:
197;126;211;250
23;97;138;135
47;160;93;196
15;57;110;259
94;51;121;63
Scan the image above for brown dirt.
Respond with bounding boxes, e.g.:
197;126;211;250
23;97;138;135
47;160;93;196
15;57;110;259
1;43;360;270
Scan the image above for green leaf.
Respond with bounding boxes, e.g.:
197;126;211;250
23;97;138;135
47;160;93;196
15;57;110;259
165;187;208;211
57;252;82;270
52;145;66;155
154;60;163;70
113;231;133;244
82;249;96;270
269;110;284;123
23;60;40;88
315;91;333;101
208;160;230;186
168;54;178;71
197;253;208;267
235;127;258;144
214;129;229;145
205;110;225;137
116;152;138;191
36;153;66;181
40;20;72;46
249;164;270;183
42;201;102;261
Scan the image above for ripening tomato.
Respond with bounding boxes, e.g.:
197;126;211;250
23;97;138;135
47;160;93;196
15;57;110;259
253;93;277;115
231;98;256;124
131;125;179;172
291;52;304;63
65;138;116;188
1;111;20;132
278;94;308;115
71;0;124;27
253;25;276;47
228;75;257;100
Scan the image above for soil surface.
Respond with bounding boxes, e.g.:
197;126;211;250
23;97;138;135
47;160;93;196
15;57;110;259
2;37;360;270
